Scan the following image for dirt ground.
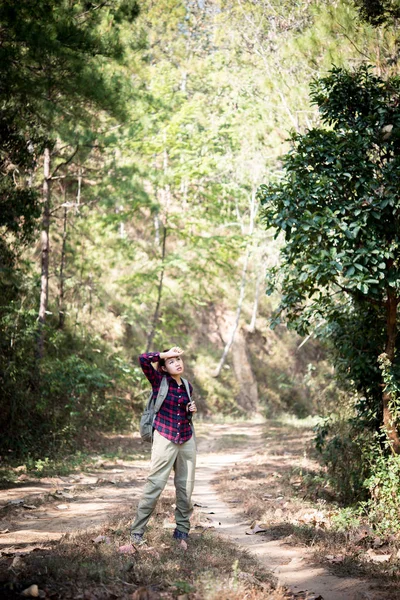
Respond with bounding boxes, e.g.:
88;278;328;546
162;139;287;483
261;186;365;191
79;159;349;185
0;421;394;599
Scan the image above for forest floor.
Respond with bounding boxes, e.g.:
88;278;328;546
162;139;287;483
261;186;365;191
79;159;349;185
0;420;398;599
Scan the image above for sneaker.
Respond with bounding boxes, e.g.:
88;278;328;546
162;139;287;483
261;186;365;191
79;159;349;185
173;529;188;541
130;532;145;546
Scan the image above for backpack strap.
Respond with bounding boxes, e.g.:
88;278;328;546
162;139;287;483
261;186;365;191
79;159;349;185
182;377;191;401
153;376;169;414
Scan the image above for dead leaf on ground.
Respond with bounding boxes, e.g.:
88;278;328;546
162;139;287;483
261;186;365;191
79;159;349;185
56;504;69;510
118;544;137;554
23;504;37;510
351;525;374;544
195;521;215;529
245;521;268;535
9;556;24;570
365;548;391;563
55;491;74;500
131;586;158;599
0;528;10;534
179;539;188;550
325;554;345;564
297;510;330;529
92;535;111;544
21;584;39;597
143;547;160;559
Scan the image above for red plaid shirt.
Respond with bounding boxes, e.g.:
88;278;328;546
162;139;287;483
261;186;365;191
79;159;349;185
139;352;193;444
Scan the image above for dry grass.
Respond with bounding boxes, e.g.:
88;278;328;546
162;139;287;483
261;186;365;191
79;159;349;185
0;493;291;600
214;419;400;598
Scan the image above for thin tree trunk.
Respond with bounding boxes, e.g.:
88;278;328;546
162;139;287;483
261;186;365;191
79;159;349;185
214;190;257;377
37;146;51;357
146;225;167;352
76;167;82;212
382;288;400;453
58;201;68;329
213;247;250;377
248;264;263;333
154;211;160;246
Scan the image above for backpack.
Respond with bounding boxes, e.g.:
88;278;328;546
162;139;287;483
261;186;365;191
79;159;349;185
139;376;192;443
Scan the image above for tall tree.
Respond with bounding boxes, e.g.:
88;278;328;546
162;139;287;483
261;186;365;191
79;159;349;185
259;66;400;451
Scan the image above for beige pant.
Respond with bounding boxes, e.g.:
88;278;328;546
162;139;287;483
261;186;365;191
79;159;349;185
131;429;196;535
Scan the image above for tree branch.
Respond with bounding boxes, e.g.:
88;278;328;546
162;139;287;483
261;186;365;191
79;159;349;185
50;147;80;178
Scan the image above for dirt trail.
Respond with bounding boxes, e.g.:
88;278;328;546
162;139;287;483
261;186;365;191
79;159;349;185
0;423;384;599
195;423;379;600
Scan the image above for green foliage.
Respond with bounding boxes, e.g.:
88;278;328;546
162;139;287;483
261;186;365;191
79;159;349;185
353;0;400;25
2;1;398;470
363;451;400;534
315;415;373;504
0;299;144;458
259;65;400;429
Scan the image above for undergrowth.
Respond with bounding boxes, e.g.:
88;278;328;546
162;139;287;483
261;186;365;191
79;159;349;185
0;495;288;600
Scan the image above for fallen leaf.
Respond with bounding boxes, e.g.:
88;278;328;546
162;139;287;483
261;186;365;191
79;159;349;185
365;549;391;563
179;539;188;550
56;504;69;510
245;522;268;535
23;504;37;510
131;586;157;599
372;536;383;548
195;521;215;529
326;554;345;563
144;547;160;559
9;556;24;570
21;584;39;597
118;544;137;554
55;491;74;500
352;525;373;543
0;529;10;534
92;535;111;544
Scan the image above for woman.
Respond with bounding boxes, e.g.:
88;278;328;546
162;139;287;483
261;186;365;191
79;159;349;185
130;346;197;546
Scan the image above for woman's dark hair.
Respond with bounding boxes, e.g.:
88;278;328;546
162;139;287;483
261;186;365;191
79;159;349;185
157;349;170;372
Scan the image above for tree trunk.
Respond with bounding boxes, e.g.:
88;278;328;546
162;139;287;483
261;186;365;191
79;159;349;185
382;288;400;453
146;225;167;352
58;202;68;329
37;146;51;357
214;190;257;377
248;264;263;333
213;247;250;378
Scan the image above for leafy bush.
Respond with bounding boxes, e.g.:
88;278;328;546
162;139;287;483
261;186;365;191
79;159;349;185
362;449;400;535
0;303;145;459
314;413;373;504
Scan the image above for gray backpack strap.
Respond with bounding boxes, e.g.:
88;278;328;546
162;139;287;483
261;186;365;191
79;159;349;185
182;377;191;401
153;376;169;414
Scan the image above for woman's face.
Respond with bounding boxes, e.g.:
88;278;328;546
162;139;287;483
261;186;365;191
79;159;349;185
163;355;184;376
